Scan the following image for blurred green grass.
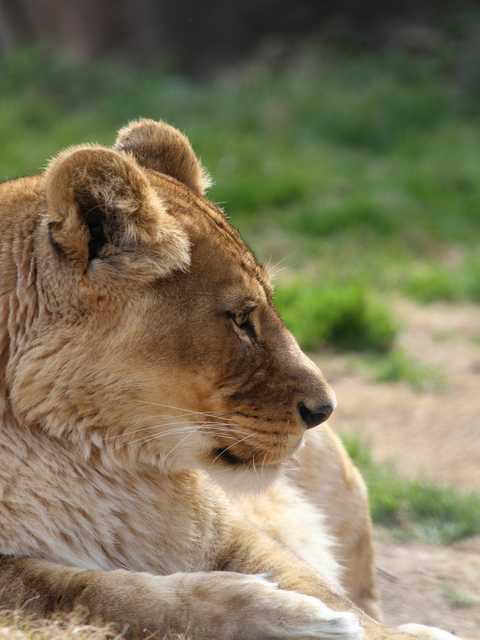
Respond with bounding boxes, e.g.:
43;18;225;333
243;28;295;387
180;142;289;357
405;257;480;303
372;349;445;391
344;434;480;543
349;349;447;391
274;283;397;352
2;47;480;350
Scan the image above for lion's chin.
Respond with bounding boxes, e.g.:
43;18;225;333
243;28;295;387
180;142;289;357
204;450;282;494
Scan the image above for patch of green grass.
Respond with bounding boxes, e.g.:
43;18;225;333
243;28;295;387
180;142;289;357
404;257;480;304
343;435;480;544
462;255;480;301
287;198;399;238
372;350;445;391
274;283;398;352
405;266;463;304
442;586;480;609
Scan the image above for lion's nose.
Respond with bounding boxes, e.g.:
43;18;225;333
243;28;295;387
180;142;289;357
297;400;334;429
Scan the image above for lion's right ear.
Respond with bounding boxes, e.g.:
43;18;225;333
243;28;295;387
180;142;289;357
45;145;190;277
114;119;211;196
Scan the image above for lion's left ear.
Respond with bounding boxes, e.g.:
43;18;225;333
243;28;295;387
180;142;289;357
45;144;190;277
114;119;212;196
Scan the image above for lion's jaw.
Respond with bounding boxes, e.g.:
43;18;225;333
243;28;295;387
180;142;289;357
1;119;335;489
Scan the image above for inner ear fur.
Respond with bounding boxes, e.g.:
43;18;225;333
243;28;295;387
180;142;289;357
45;144;190;275
114;118;211;196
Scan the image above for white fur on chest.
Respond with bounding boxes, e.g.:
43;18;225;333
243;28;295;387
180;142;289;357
239;478;342;592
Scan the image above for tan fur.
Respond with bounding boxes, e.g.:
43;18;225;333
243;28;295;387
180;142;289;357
0;120;458;640
114;119;211;195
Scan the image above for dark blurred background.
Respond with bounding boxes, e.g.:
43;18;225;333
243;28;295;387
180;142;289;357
1;2;480;632
1;1;479;75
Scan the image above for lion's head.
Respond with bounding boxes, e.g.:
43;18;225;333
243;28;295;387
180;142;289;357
4;119;335;487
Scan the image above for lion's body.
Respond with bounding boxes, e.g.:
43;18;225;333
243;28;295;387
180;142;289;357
0;123;455;640
0;409;342;586
0;397;350;580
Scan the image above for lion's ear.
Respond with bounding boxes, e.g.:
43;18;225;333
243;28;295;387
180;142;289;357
45;144;190;276
113;119;211;196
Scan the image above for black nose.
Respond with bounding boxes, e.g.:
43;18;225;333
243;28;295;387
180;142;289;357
297;401;334;429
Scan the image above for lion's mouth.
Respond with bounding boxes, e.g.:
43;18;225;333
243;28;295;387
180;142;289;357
207;441;289;489
212;447;246;467
209;425;300;470
211;446;285;469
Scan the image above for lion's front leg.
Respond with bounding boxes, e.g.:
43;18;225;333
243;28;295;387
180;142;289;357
291;425;381;620
220;527;460;640
0;555;361;639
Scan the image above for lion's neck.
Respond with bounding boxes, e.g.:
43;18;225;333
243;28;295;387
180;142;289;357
0;420;226;572
0;207;40;426
0;232;12;420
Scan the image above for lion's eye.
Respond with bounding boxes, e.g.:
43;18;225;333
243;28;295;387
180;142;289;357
228;311;257;340
237;316;256;339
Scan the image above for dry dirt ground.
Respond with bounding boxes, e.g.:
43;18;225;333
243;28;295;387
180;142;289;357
316;301;480;638
376;530;480;638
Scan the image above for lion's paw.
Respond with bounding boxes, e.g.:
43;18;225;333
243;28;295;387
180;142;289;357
288;609;362;639
171;571;362;640
242;577;362;639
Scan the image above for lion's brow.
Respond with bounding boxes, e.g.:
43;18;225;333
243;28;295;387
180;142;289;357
200;207;272;297
148;170;271;294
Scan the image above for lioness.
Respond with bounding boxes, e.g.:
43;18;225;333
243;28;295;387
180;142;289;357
0;120;458;640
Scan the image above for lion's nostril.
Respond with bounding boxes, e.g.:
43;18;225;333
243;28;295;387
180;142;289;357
297;401;334;429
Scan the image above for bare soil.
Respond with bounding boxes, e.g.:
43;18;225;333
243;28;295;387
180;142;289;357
376;529;480;638
315;301;480;638
324;300;480;490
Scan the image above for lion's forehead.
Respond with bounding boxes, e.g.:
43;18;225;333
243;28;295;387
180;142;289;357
146;170;272;296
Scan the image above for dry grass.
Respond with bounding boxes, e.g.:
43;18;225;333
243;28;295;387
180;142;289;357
0;612;190;640
0;611;115;640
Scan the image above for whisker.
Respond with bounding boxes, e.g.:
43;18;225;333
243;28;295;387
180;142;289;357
118;425;250;449
162;431;197;465
133;400;236;424
261;450;268;475
211;433;256;465
126;431;244;449
106;420;241;442
264;255;290;285
115;428;198;448
106;423;184;441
